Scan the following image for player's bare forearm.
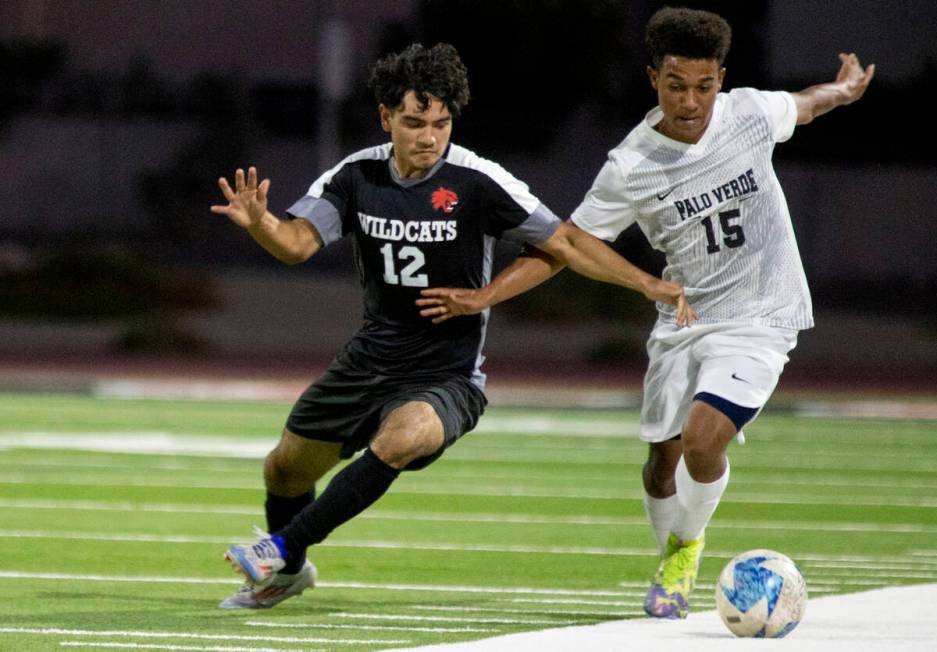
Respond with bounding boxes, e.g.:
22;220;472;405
535;221;652;294
490;250;562;304
248;214;322;265
417;250;560;324
793;53;874;125
535;221;698;326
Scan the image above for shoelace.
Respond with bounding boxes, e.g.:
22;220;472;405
249;526;281;560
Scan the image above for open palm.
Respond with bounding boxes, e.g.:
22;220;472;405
211;167;270;229
835;53;875;105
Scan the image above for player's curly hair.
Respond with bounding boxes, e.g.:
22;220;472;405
645;7;732;70
367;43;471;117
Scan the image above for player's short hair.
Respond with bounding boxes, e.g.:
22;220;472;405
367;43;470;117
645;6;732;70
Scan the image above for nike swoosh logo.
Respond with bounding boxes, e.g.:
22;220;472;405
656;189;674;201
731;373;751;384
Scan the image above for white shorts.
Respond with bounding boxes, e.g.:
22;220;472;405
639;322;798;443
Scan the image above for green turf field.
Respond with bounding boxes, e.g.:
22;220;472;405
0;392;935;651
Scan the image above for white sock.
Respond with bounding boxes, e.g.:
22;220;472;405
643;492;679;555
673;455;729;542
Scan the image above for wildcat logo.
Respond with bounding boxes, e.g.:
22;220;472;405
431;187;459;213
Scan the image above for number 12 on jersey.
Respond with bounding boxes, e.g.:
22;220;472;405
380;243;429;287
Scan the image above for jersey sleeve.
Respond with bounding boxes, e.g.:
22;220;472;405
499;202;561;245
570;157;636;241
447;145;561;245
285;166;352;247
746;89;798;143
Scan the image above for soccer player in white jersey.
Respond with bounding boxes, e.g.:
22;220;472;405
417;8;874;619
210;43;694;610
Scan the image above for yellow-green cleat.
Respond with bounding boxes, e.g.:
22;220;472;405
643;533;705;619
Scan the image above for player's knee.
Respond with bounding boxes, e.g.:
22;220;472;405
372;401;445;469
371;427;441;469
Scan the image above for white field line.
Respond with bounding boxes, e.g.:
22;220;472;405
2;531;935;577
0;433;275;458
243;622;496;634
442;452;937;473
3;431;936;471
6;458;937;493
493;597;647;607
3;498;936;535
0;498;260;516
328;613;576;626
431;471;937;491
473;418;639;437
0;571;633;597
409;605;633;619
3;476;936;507
0;627;409;645
0;569;898;601
60;643;312;652
0;459;257;473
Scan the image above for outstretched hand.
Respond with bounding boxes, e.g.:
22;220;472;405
642;277;698;327
417;287;491;324
210;166;271;230
834;52;875;105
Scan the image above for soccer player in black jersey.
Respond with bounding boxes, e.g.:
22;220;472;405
210;42;696;609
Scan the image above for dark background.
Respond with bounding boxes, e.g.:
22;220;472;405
1;0;935;382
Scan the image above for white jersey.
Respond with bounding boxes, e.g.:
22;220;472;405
571;88;813;330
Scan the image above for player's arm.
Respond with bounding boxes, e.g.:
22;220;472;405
419;221;698;327
418;247;563;323
791;53;874;125
211;166;323;264
534;221;697;326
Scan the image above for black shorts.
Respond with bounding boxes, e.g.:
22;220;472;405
285;358;487;470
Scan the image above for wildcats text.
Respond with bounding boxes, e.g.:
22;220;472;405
358;213;457;242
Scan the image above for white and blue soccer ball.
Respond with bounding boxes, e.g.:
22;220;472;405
714;549;807;638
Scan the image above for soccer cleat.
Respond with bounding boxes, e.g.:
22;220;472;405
218;560;317;609
644;532;705;619
223;526;287;587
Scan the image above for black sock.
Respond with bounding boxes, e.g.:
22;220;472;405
265;490;314;574
276;448;400;556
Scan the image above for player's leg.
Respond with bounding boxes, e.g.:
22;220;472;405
638;323;713;619
674;324;796;540
370;400;447;468
647;325;797;619
219;432;341;609
639;323;697;553
670;399;740;542
642;437;682;553
643;388;756;619
220;362;371;608
263;430;342;571
272;375;485;566
271;400;439;560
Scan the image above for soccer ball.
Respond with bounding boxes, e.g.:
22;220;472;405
714;549;807;638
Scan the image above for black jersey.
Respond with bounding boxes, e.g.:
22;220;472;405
286;143;560;388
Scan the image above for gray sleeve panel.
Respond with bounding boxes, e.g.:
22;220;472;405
500;202;562;245
285;195;343;246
